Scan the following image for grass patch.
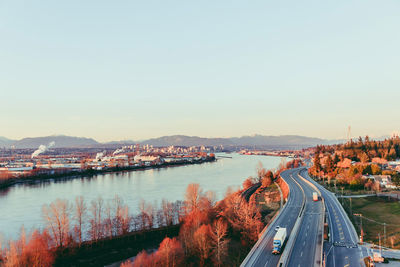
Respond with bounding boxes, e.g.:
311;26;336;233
254;183;280;223
342;196;400;248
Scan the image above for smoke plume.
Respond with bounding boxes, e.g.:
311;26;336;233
113;146;126;155
31;141;55;158
95;151;106;160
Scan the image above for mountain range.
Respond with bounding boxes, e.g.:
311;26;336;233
0;134;340;149
0;135;99;149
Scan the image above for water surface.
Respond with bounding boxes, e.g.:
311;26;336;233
0;153;285;241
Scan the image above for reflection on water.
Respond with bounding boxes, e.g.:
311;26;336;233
0;153;284;241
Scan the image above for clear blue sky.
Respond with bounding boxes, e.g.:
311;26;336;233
1;1;399;142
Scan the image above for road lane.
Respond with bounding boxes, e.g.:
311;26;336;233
299;169;364;267
241;168;305;267
287;172;324;267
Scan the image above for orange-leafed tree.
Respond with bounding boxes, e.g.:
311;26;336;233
156;237;184;267
242;177;255;190
193;224;212;266
132;250;158;267
3;230;54;267
20;230;54;267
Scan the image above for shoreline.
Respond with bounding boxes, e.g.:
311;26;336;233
0;156;216;191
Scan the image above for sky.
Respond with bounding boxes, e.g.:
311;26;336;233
0;1;399;142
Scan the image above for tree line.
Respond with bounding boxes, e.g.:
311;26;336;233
309;136;400;190
0;195;182;266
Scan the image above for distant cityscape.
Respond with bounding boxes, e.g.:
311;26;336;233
0;143;218;180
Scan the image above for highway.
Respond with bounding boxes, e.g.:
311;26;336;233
299;169;367;267
287;171;324;267
241;168;306;267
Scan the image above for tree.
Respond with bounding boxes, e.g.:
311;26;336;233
162;199;175;226
261;174;272;188
156;237;184;267
210;219;229;266
223;193;263;246
359;152;369;164
194;224;212;265
89;197;104;241
139;200;155;230
243;177;255;190
42;199;72;247
313;154;321;173
333;153;340;165
325;154;333;173
73;196;86;245
132;250;157;267
185;183;203;213
20;230;54;267
256;162;266;182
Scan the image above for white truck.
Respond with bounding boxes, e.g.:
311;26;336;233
313;192;318;201
272;227;287;254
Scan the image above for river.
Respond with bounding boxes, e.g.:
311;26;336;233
0;153;285;241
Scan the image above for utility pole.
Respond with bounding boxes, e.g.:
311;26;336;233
384;223;387;248
378;233;382;256
334;180;337;195
341;187;344;205
350;197;352;217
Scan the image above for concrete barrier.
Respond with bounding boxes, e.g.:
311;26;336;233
298;169;325;267
277;173;306;267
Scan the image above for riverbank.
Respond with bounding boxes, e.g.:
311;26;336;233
0;156;216;191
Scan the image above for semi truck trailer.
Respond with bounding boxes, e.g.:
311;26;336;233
272;227;287;254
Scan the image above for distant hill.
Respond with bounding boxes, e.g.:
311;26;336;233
12;135;99;148
0;137;15;147
230;134;328;147
138;134;334;149
1;134;343;149
140;135;234;147
104;140;137;145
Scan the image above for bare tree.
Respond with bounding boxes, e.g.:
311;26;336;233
89;197;104;241
112;195;131;235
104;201;113;238
74;196;86;245
185;183;202;213
119;205;131;235
42;199;72;247
256;162;266;182
162;199;175;226
211;219;229;266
